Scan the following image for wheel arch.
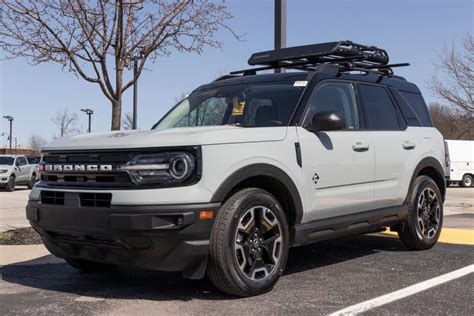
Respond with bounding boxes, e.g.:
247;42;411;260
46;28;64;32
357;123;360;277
211;163;304;231
405;157;446;203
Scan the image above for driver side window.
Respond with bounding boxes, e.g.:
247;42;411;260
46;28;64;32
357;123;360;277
303;82;359;130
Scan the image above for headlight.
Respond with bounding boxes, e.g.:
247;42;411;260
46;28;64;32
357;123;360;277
119;151;196;185
0;169;8;174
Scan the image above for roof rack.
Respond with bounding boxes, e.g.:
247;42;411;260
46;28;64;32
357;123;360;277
230;41;409;77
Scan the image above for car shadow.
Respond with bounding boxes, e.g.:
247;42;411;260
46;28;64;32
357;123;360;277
0;234;407;301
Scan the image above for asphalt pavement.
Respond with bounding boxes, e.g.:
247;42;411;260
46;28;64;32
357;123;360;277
0;187;473;315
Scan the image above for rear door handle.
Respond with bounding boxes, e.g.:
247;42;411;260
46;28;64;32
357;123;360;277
403;141;416;150
352;142;370;152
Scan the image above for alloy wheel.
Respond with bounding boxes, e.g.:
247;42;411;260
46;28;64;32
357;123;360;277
234;206;282;281
416;187;441;239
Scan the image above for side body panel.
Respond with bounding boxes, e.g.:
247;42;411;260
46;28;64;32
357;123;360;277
296;127;375;222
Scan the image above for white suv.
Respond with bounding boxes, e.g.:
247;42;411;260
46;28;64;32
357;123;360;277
27;42;446;296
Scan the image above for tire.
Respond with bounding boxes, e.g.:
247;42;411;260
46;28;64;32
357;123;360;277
398;176;443;250
27;174;36;189
208;188;289;297
461;174;473;187
5;176;15;192
65;258;116;273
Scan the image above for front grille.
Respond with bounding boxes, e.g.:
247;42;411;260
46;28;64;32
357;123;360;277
40;151;133;188
80;193;112;208
46;231;123;248
41;191;65;205
41;191;112;208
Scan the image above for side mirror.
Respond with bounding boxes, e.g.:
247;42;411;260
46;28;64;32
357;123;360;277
307;111;346;132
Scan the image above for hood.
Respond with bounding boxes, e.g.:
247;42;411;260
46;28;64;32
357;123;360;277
0;165;13;169
42;126;288;152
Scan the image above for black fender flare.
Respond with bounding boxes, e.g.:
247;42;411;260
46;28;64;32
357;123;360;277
405;157;446;203
210;163;304;224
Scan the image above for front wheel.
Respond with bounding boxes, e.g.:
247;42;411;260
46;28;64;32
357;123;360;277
398;176;443;250
461;174;473;187
208;188;289;297
5;176;15;192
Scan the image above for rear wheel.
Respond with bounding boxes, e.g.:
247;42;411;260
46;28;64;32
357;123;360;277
5;176;15;192
461;174;473;187
208;188;289;297
27;174;36;189
65;258;116;273
398;176;443;250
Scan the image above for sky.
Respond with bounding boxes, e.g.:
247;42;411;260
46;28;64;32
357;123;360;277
0;0;472;148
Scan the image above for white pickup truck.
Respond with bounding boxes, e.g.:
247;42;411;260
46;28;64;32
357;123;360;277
0;155;38;191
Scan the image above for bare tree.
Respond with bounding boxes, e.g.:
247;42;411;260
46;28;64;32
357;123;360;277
428;102;473;140
51;108;79;137
28;134;48;152
122;112;133;130
429;34;474;115
0;1;237;130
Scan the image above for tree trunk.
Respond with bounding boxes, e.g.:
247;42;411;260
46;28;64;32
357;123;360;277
111;98;122;130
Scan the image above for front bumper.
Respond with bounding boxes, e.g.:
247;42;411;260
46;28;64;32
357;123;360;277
26;200;220;279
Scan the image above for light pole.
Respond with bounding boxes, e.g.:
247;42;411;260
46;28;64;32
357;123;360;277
132;51;144;130
80;108;94;133
274;0;287;73
2;115;13;150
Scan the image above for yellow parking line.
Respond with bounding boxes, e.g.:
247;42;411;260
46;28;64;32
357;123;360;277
383;228;474;246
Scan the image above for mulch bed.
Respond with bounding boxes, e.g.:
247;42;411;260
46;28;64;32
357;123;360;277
0;227;43;245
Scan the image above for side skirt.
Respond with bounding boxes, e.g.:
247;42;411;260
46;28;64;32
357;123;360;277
292;205;408;247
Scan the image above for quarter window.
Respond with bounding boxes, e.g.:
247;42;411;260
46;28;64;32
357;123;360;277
304;82;359;129
358;84;400;130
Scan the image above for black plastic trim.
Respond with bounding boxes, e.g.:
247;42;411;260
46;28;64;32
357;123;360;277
210;163;304;224
404;157;446;202
293;205;408;246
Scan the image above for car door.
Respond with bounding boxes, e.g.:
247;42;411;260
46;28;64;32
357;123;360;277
15;156;29;182
296;81;375;223
356;83;421;208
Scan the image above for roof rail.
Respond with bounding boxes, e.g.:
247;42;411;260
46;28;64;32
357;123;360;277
230;41;409;77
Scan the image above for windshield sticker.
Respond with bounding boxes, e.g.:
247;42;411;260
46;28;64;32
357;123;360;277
232;100;246;116
294;80;308;87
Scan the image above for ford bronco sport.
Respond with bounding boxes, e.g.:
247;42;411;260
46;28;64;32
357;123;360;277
27;41;446;297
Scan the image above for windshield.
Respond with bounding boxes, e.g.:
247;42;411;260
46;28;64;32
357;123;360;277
0;157;14;165
154;81;306;129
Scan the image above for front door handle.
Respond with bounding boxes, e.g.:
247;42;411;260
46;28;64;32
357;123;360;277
352;142;370;152
402;141;416;150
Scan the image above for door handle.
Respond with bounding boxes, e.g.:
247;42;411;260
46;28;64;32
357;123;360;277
402;141;416;150
352;142;370;152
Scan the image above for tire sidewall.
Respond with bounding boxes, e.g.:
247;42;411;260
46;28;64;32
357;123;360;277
6;176;15;192
223;190;289;295
408;176;444;247
462;175;472;187
28;174;36;189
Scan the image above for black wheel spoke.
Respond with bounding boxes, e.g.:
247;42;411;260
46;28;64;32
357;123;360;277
234;206;283;281
416;187;440;239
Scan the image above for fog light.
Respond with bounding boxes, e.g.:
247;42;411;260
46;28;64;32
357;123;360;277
199;210;214;220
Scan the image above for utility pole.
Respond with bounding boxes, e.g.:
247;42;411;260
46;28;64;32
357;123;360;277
132;51;144;130
274;0;287;73
80;108;94;133
2;115;13;150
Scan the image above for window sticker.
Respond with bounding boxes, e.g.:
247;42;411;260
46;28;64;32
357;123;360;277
294;80;308;87
232;99;246;116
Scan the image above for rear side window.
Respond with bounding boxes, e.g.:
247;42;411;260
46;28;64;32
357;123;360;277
400;91;432;127
358;84;400;130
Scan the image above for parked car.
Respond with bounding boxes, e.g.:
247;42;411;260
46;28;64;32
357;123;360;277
445;140;474;187
27;41;446;296
0;155;38;191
